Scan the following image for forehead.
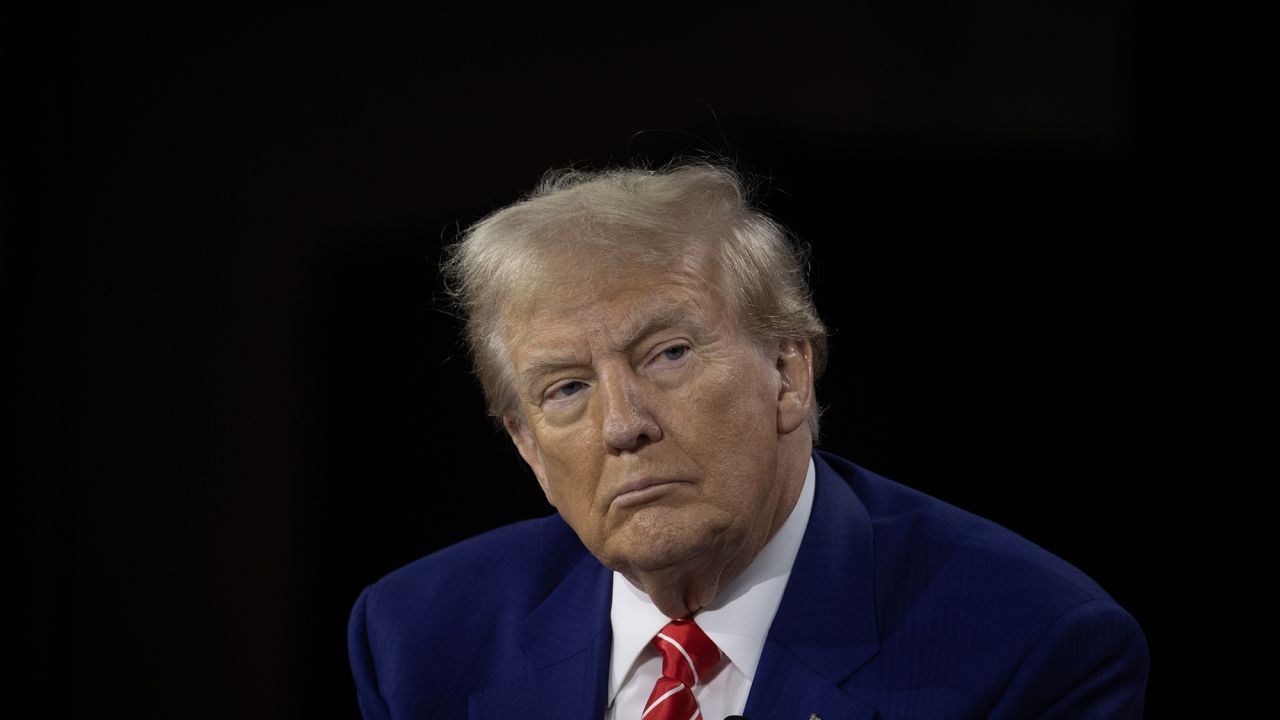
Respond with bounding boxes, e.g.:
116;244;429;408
504;263;727;359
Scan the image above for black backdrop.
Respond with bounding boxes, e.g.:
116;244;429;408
13;2;1174;718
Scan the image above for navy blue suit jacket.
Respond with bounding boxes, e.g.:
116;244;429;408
348;451;1149;718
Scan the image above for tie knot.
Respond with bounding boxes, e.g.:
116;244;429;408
651;618;721;688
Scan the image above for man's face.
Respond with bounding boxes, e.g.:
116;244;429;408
502;257;811;583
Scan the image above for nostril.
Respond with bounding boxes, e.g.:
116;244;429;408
598;367;662;450
602;407;662;452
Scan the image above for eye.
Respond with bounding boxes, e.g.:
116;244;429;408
547;380;587;400
659;344;690;363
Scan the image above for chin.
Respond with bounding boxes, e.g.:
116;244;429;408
602;509;726;574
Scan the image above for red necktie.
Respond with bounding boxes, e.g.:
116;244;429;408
641;617;722;720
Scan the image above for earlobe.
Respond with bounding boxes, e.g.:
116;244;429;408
503;413;555;504
775;339;814;434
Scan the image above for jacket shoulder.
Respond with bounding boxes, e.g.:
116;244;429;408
348;514;593;717
817;449;1116;607
813;451;1148;716
355;512;586;630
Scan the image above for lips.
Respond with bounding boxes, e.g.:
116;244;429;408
610;477;686;509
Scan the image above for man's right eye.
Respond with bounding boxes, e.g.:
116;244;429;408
547;381;587;400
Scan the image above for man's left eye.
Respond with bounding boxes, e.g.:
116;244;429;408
661;344;689;362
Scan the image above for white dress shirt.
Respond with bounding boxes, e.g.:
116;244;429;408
605;458;816;720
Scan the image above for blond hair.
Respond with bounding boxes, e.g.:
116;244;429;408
442;161;828;433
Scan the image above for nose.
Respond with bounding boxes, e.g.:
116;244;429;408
598;363;662;452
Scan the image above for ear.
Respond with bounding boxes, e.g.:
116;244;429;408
775;339;814;435
503;412;556;505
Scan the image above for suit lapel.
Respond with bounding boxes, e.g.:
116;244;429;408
744;452;882;719
470;452;881;719
747;638;879;720
468;548;613;720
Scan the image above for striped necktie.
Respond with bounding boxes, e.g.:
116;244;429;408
642;617;722;720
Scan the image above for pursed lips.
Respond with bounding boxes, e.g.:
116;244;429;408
609;477;687;509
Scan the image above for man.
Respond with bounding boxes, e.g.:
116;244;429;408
348;163;1149;719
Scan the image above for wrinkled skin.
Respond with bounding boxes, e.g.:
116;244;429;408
502;261;814;619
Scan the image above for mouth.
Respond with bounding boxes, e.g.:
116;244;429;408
610;477;687;510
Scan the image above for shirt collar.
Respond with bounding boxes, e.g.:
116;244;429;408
607;457;817;703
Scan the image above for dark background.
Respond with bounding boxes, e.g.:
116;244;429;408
12;1;1180;718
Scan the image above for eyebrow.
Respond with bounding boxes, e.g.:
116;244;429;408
617;300;702;353
519;352;591;399
517;299;706;399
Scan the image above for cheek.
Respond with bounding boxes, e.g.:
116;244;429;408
535;424;603;507
678;359;777;463
695;353;775;425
